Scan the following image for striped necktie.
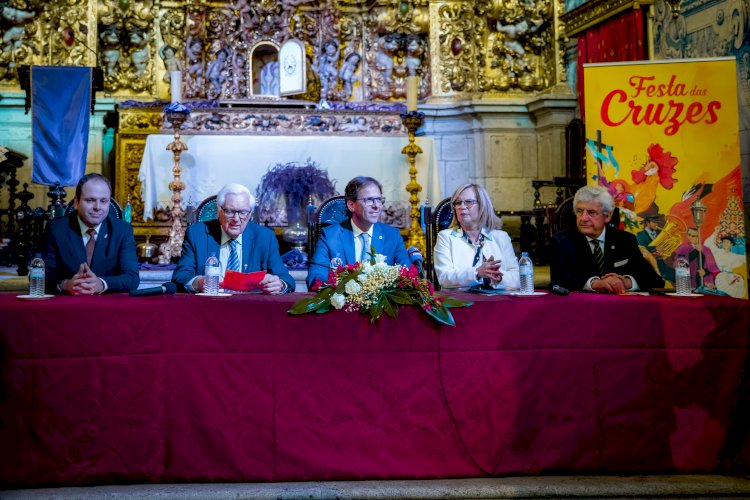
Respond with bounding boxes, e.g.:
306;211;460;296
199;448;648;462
591;239;604;275
227;239;240;272
359;233;371;263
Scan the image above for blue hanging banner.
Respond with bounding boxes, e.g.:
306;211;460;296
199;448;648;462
31;66;91;186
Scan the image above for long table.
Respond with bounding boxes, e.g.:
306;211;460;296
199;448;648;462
1;292;748;486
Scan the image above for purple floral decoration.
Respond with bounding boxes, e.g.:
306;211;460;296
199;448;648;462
256;159;338;225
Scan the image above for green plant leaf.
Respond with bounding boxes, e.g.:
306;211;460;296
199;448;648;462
389;290;413;305
423;304;456;326
288;288;334;314
383;296;399;318
439;295;473;309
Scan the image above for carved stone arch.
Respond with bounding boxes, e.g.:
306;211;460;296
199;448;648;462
250;41;280;97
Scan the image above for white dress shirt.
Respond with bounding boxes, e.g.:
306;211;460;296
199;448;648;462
434;227;520;289
351;219;374;263
76;217;107;292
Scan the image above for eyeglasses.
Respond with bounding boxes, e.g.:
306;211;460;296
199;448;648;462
221;207;252;220
452;199;477;209
357;197;386;206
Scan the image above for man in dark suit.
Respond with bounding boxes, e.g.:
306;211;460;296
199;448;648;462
172;183;294;293
307;176;410;289
550;185;664;293
43;173;139;294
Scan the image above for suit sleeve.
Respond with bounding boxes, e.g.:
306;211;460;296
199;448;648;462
101;223;140;292
42;221;64;294
550;232;589;291
390;226;410;267
306;227;333;289
261;229;295;292
172;225;199;292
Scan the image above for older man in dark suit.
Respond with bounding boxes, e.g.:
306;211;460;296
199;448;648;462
43;173;139;294
172;183;294;294
550;185;664;293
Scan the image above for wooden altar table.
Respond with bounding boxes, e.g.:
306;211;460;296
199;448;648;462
0;292;748;487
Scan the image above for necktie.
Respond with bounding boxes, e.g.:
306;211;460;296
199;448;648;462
227;239;240;272
591;239;604;275
85;228;96;266
359;233;371;263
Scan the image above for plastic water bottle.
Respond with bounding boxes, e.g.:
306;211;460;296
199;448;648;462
29;253;45;297
204;252;220;295
675;255;691;295
518;252;534;295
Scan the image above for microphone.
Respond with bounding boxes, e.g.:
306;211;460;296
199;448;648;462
407;246;424;278
129;282;177;297
548;283;570;296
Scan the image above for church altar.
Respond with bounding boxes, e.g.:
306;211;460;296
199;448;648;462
138;134;440;223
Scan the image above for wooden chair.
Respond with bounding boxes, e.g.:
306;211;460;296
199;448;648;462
424;197;454;287
307;195;347;257
63;198;123;220
189;195;219;224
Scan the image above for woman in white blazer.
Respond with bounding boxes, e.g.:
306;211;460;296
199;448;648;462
434;183;520;289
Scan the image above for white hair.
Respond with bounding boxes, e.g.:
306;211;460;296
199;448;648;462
217;183;256;209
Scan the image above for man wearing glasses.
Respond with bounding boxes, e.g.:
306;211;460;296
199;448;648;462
550;185;663;293
306;176;410;289
172;183;294;293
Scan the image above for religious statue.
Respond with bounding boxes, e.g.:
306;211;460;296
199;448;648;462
339;52;361;101
374;34;399;85
404;35;424;77
99;24;121;76
186;35;203;88
159;44;181;82
128;27;151;79
317;39;339;99
207;47;229;97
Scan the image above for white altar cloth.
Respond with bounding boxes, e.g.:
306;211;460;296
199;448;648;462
138;134;440;221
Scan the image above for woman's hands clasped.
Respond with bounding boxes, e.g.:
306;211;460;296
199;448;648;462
476;256;503;284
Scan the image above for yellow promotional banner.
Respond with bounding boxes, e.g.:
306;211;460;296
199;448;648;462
584;58;747;298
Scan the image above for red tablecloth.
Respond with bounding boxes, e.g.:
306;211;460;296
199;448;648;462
1;291;748;486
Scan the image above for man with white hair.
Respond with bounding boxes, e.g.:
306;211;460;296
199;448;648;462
550;185;664;293
172;183;294;293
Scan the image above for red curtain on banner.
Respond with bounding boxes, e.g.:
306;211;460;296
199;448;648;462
577;8;648;119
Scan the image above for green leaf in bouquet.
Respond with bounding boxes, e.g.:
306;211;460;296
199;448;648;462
288;288;334;315
383;295;399;318
439;295;473;309
423;303;456;327
388;290;413;305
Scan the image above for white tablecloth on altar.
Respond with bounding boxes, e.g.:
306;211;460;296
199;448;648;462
138;134;440;221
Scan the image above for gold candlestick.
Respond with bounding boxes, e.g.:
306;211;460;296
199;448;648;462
158;111;189;263
400;111;426;253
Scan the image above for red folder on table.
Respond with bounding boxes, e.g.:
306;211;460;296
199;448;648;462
220;270;266;292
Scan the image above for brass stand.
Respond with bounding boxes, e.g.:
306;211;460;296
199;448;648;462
158;112;189;264
400;111;426;253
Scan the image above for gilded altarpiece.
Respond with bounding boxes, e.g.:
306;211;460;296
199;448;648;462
1;0;575;237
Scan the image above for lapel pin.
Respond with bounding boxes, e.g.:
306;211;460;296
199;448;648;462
105;234;109;239
378;235;383;240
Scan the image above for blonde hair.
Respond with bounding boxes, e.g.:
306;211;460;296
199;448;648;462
448;183;502;231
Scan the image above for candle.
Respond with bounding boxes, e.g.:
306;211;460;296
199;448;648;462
170;71;182;104
406;75;418;112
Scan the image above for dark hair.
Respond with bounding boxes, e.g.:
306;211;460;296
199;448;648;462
75;173;112;200
344;176;382;216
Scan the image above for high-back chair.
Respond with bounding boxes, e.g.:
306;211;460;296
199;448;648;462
190;195;219;224
63;198;123;220
425;197;454;287
307;195;347;257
